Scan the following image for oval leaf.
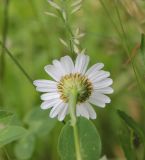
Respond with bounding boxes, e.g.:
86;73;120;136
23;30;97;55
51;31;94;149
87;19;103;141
14;133;35;160
0;110;13;120
58;117;101;160
0;126;27;148
24;107;57;137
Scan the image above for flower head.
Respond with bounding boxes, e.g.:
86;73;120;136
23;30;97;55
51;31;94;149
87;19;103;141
33;54;113;121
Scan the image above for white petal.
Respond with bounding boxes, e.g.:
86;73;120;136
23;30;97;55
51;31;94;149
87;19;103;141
41;92;60;101
85;102;97;119
60;56;74;74
36;87;57;93
58;104;68;121
44;65;62;81
49;101;65;118
90;71;110;83
40;99;60;109
92;91;111;103
93;78;113;89
76;103;89;119
89;96;106;108
53;60;66;75
74;54;89;74
89;91;111;107
95;87;114;94
36;85;57;92
85;63;104;78
33;80;57;87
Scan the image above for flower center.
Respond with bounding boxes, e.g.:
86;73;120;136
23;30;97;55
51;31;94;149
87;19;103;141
57;73;93;103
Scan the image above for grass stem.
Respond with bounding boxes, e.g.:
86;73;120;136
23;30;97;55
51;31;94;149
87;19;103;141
99;0;145;108
0;42;33;85
114;1;145;108
0;0;10;106
0;0;9;81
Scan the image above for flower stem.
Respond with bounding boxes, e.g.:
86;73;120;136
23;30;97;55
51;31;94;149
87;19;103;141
69;88;77;126
73;124;82;160
69;88;82;160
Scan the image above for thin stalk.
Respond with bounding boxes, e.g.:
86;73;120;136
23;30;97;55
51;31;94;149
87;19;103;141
99;0;122;38
114;1;145;108
0;42;33;85
69;88;82;160
0;0;9;81
3;148;11;160
114;0;130;54
28;0;50;38
61;0;74;36
56;1;76;54
73;125;82;160
69;88;77;126
115;3;145;157
99;0;130;55
0;0;10;106
99;0;130;56
99;0;145;108
66;25;75;55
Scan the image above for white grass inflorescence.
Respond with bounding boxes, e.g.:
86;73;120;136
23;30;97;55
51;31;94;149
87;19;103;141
33;54;113;121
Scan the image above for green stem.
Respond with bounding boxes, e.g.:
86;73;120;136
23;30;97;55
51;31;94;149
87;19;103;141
0;0;9;81
59;0;82;55
69;88;77;126
69;88;82;160
100;0;145;109
0;0;10;106
114;1;145;109
73;125;82;160
3;147;11;160
0;41;33;85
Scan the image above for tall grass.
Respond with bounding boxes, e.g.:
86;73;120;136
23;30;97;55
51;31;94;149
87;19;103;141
0;0;145;159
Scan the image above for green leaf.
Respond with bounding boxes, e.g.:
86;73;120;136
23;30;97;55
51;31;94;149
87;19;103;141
118;110;145;159
0;110;13;120
134;34;145;95
0;110;14;128
14;133;35;160
140;34;145;59
117;110;145;144
24;107;57;137
119;129;136;160
0;126;27;148
58;117;101;160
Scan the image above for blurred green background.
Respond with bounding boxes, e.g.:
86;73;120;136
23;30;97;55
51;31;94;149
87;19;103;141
0;0;145;159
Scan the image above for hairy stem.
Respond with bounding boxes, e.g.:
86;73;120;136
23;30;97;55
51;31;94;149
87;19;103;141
69;88;82;160
73;124;82;160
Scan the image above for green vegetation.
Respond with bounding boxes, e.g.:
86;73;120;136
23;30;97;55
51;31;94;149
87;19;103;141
0;0;145;159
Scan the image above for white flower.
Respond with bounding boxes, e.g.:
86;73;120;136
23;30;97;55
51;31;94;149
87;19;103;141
33;54;113;121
